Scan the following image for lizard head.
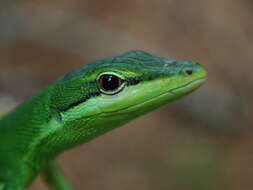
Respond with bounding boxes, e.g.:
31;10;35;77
49;50;207;151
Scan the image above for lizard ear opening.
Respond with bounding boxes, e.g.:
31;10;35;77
98;73;125;95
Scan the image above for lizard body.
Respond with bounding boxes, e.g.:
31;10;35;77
0;51;207;190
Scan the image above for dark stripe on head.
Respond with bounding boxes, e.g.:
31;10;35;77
59;77;141;112
58;91;101;112
126;77;140;86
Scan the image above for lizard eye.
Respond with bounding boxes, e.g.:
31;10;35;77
99;74;125;95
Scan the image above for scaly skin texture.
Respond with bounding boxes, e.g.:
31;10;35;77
0;51;207;190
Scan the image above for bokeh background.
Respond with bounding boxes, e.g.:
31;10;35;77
0;0;252;189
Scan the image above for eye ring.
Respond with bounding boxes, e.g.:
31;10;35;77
98;73;125;95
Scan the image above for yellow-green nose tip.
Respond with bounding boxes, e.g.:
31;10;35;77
170;63;207;95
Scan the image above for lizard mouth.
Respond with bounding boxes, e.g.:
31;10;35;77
168;77;206;95
76;77;207;119
99;77;207;115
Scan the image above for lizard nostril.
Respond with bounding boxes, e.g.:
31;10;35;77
185;69;193;76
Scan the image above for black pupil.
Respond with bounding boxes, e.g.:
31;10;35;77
100;75;121;91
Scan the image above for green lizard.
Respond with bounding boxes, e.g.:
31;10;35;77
0;50;207;190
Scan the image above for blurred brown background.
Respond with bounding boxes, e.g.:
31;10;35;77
0;0;252;189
